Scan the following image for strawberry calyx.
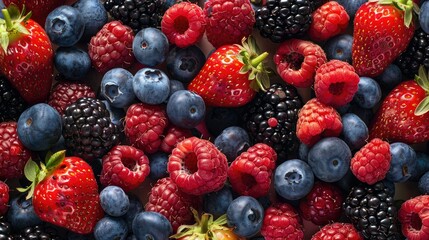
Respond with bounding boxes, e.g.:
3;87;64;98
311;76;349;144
171;208;233;239
414;65;429;116
0;4;31;52
17;150;66;200
373;0;418;27
236;36;270;92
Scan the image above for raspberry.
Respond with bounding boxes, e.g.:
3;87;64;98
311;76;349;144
261;203;304;240
227;143;277;198
125;103;169;154
89;21;135;73
160;126;193;154
296;98;343;146
48;82;96;115
314;60;360;108
0;181;9;216
399;195;429;239
100;145;150;192
308;1;349;42
274;39;327;88
311;222;363;240
350;138;391;185
145;177;201;232
299;181;343;225
0;122;32;179
203;0;255;48
168;137;228;195
161;2;206;48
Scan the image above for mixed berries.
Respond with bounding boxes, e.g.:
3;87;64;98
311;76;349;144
1;0;429;239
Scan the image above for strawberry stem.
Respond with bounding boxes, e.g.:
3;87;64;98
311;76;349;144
251;52;269;68
1;9;12;31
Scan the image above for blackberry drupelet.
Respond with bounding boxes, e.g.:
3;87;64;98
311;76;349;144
243;83;302;161
255;0;313;43
343;182;402;239
104;0;167;33
62;97;120;161
0;76;27;122
396;28;429;78
0;217;12;240
12;225;63;240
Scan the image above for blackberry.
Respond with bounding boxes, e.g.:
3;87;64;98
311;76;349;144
62;97;120;161
12;224;64;240
0;76;27;122
396;28;429;78
255;0;313;43
104;0;166;33
343;182;402;239
0;218;12;240
243;83;302;161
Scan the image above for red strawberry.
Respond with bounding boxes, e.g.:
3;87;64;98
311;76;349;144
18;151;104;234
3;0;66;26
369;66;429;144
0;5;54;104
352;0;416;77
187;37;270;107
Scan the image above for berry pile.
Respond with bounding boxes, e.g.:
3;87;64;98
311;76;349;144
0;0;429;239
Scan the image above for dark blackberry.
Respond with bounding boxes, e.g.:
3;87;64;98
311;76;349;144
255;0;313;43
0;217;12;240
343;182;402;239
0;76;27;122
104;0;166;33
62;97;120;161
12;224;64;240
243;83;302;161
396;28;429;78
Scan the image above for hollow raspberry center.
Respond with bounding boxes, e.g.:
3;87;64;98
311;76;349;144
184;152;198;174
174;16;189;34
240;173;257;189
410;212;422;231
122;158;137;171
283;52;304;70
328;82;345;95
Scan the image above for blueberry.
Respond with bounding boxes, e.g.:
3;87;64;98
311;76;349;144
132;211;172;240
377;64;403;90
341;113;368;151
133;28;169;67
203;185;234;218
166;90;206;129
72;0;108;42
274;159;314;200
353;77;382;109
17;103;62;151
410;152;429;181
102;100;126;127
166;46;206;83
54;46;91;81
226;196;264;238
323;34;353;63
166;80;185;102
386;142;417;183
335;0;367;19
382;179;396;196
298;143;309;162
94;216;128;240
133;68;170;105
149;152;169;180
123;194;143;231
45;5;85;46
333;169;359;194
99;186;130;217
347;103;374;127
214;126;250;162
418;171;429;194
420;1;429;34
101;68;135;108
6;195;42;231
205;107;240;136
307;137;352;182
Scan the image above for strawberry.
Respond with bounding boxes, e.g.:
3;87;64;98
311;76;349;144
0;5;54;104
3;0;66;26
18;151;104;234
187;37;270;107
369;66;429;144
352;0;416;77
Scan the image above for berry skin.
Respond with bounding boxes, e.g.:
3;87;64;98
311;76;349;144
274;39;327;88
350;138;391;185
149;152;169;181
386;142;417;183
72;0;108;42
323;34;353;63
132;211;173;240
133;68;170;105
166;90;206;129
168;137;228;195
311;222;363;240
159;126;193;154
54;46;92;81
353;77;382;109
296;98;343;146
399;195;429;239
0;76;27;122
418;171;429;194
166;46;206;83
308;1;349;42
314;60;360;108
341;113;369;151
94;216;129;240
261;203;304;240
274;159;314;200
101;68;135;109
99;186;130;217
100;145;150;192
161;2;206;48
227;143;277;198
48;82;96;115
420;1;429;34
0;181;8;216
203;185;234;218
132;28;169;67
124;103;169;154
214;126;251;162
88;21;135;73
378;64;403;91
226;196;264;238
7;194;42;231
299;181;343;226
335;0;366;20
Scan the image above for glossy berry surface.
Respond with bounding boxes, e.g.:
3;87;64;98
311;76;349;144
166;46;206;83
274;159;314;200
93;216;128;240
133;68;170;105
341;113;369;151
353;76;382;109
99;186;130;217
387;142;417;183
166;90;206;129
101;68;135;108
72;0;108;41
214;126;250;162
226;196;264;238
7;195;42;231
45;5;85;47
323;34;353;63
132;27;169;67
132;211;173;240
54;46;92;81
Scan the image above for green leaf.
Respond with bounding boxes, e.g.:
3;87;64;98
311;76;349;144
44;151;53;164
0;31;8;53
404;7;413;27
45;150;66;169
415;65;429;91
239;65;250;74
415;96;429;116
24;159;39;182
16;185;31;193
